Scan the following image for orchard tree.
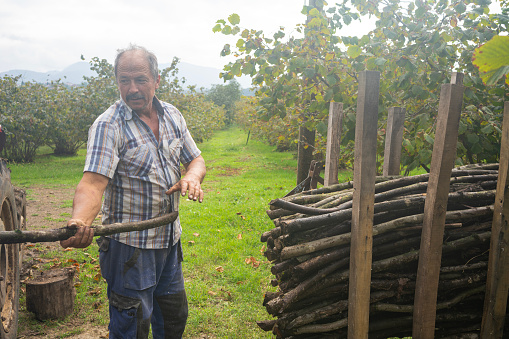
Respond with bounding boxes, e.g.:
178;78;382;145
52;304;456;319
157;57;226;141
206;79;242;126
215;0;508;172
0;77;50;162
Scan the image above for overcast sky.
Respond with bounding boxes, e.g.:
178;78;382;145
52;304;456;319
0;0;363;73
2;1;501;74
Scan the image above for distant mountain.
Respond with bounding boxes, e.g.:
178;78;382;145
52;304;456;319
0;61;252;89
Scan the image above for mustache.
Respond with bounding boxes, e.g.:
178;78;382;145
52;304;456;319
126;93;145;100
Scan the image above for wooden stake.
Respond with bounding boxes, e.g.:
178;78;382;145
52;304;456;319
325;102;344;186
480;101;509;338
383;107;405;176
348;71;380;339
412;73;464;339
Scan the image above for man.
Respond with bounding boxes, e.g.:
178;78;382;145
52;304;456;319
60;44;206;339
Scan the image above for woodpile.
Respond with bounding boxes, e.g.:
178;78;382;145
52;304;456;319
257;163;504;338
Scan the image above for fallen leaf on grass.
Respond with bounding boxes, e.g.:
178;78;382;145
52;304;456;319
188;240;195;245
221;289;232;301
93;273;102;281
215;266;224;273
208;290;217;296
237;234;242;240
245;256;260;268
87;288;102;296
193;232;200;237
50;262;63;269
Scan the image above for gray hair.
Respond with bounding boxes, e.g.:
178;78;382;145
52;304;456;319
114;44;159;80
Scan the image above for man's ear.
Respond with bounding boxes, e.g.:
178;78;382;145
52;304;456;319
155;74;161;89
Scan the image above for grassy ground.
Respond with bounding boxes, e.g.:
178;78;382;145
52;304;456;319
13;127;352;338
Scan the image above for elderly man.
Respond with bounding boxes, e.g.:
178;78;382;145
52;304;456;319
61;44;206;338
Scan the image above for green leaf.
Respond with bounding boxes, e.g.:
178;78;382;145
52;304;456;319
347;45;362;59
424;134;434;145
316;121;328;135
222;25;232;35
481;124;493;134
324;88;334;101
454;2;466;14
326;74;337;86
304;68;316;78
466;133;480;144
473;35;509;86
212;24;222;33
228;14;240;25
374;58;386;66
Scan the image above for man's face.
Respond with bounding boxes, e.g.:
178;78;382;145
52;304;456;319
116;51;160;115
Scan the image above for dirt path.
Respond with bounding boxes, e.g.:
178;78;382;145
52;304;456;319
18;184;109;339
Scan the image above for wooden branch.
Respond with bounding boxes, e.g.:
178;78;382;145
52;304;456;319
0;212;178;244
373;286;485;313
280;206;493;260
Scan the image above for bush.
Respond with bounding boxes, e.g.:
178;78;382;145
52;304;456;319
0;77;50;162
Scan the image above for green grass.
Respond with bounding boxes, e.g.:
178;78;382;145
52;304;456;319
179;128;301;337
13;127;417;338
9;146;87;187
14;127;323;338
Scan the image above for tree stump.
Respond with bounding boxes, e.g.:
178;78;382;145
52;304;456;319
26;267;76;320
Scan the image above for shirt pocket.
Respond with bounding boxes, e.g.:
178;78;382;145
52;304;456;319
163;138;183;174
121;144;154;178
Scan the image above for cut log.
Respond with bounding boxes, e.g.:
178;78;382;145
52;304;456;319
26;268;76;320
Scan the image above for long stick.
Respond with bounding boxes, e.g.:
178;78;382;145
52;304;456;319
0;212;178;244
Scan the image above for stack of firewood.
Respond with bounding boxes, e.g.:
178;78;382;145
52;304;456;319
258;164;502;338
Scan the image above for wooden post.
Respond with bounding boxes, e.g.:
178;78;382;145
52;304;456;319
297;126;316;185
480;101;509;338
324;102;344;186
382;107;405;176
412;73;464;339
347;71;380;339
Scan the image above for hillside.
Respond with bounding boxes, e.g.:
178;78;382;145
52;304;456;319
1;61;252;89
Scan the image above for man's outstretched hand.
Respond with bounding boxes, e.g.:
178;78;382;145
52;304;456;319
60;219;94;249
167;155;206;203
167;173;204;203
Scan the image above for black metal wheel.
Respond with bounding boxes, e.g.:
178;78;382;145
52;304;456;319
0;160;19;339
14;187;26;270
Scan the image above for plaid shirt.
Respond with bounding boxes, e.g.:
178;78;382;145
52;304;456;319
84;97;201;249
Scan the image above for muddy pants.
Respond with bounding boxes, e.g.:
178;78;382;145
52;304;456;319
98;237;188;339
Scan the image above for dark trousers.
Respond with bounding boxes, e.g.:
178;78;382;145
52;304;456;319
98;237;188;339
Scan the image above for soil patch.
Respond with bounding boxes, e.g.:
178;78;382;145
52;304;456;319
18;184;109;339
